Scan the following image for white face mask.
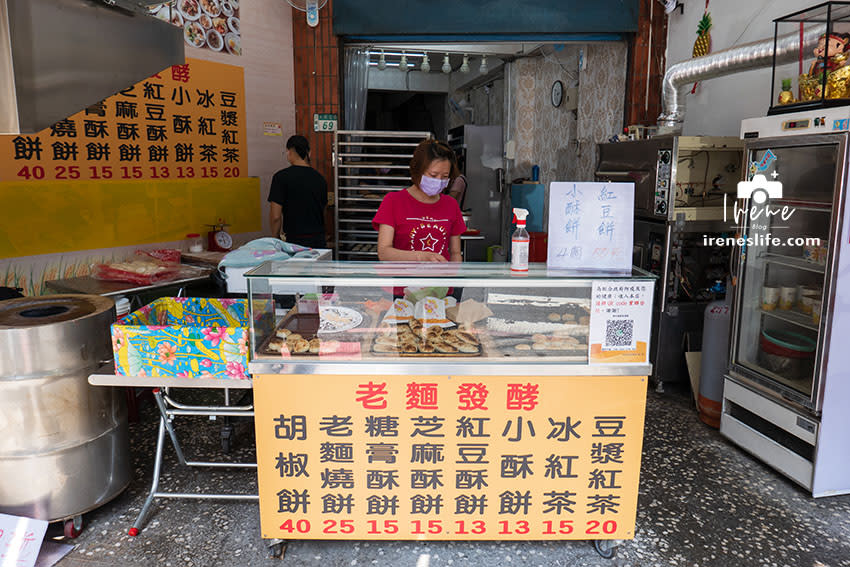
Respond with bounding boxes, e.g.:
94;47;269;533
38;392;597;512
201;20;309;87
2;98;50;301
420;174;449;196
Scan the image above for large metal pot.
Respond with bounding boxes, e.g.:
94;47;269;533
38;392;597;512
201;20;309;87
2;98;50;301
0;295;130;522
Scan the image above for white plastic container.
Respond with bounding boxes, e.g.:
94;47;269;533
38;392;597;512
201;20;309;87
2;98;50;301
511;208;530;272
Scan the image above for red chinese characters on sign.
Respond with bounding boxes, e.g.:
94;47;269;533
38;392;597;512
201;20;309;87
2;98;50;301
355;382;539;412
172;64;191;83
506;383;540;410
355;382;388;409
457;383;489;410
405;383;439;410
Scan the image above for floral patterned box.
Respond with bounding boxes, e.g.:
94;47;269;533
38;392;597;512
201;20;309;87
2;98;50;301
112;297;250;380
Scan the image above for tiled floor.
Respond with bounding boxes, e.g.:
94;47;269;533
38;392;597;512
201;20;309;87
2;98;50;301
52;385;850;567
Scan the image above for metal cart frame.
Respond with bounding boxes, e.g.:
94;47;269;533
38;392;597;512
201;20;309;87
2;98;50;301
88;375;258;536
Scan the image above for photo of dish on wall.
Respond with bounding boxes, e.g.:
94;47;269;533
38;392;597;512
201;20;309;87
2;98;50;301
150;0;241;56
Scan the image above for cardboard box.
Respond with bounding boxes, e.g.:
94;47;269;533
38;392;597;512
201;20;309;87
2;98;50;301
112;297;250;380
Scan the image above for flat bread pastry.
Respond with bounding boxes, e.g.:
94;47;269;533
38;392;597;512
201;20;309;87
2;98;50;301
268;338;285;352
309;338;321;354
288;333;303;341
275;328;292;338
418;342;436;353
425;326;443;338
435;342;458;353
402;343;419;354
515;343;532;351
547;313;561;322
374;344;401;353
375;336;399;346
457;343;479;353
292;339;310;353
455;331;478;345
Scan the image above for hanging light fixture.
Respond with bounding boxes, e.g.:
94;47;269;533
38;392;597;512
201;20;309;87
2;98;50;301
442;53;452;74
377;49;386;71
420;52;430;73
479;54;488;74
460;54;470;74
399;51;408;72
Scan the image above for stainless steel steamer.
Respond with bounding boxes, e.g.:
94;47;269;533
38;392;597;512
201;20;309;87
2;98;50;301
0;295;130;527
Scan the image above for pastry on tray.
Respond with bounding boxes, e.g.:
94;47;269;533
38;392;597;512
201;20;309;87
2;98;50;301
371;322;481;356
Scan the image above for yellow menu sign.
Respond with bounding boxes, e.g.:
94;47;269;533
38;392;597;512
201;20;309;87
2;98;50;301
0;58;246;182
254;374;646;541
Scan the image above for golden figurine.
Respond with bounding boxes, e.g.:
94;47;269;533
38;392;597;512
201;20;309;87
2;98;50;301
778;78;796;105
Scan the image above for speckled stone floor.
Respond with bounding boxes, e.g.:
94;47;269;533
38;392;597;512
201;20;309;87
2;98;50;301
50;385;850;567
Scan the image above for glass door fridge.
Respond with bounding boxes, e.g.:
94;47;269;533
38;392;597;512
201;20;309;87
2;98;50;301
722;124;850;497
730;138;840;410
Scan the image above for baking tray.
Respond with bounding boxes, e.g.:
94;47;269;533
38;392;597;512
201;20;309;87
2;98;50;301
370;344;482;357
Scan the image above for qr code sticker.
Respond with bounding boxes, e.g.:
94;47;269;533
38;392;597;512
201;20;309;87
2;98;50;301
604;319;634;350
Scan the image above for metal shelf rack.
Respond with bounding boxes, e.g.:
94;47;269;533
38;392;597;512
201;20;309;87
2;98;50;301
333;130;432;260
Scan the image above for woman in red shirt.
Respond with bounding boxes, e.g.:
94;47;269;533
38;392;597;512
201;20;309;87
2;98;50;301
373;140;466;262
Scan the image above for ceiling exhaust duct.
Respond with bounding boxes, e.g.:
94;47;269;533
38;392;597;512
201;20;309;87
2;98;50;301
657;24;826;134
0;0;184;134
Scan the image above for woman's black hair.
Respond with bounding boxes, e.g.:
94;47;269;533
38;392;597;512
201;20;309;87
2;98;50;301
409;139;459;185
286;135;310;160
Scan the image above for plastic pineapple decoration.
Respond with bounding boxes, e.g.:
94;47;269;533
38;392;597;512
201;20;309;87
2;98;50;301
690;3;712;94
692;13;712;58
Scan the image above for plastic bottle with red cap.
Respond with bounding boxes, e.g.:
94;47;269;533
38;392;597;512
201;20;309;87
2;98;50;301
511;208;530;272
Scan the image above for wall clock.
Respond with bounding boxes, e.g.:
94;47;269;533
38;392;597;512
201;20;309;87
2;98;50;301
551;80;564;108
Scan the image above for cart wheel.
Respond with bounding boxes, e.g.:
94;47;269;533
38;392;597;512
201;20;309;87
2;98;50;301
64;516;83;539
221;423;234;453
268;541;286;559
593;539;618;559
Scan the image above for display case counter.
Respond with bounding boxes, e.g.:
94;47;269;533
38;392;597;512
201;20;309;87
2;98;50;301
246;261;656;376
246;262;656;547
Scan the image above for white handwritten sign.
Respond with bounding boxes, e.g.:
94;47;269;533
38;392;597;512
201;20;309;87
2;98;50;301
547;182;634;271
0;513;47;567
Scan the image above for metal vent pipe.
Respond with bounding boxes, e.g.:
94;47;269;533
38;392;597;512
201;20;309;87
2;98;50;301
658;24;826;133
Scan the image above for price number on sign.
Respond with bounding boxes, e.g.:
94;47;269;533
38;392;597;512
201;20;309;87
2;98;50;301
313;113;338;132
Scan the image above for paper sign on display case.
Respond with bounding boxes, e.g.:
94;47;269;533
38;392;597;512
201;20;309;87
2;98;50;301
588;280;654;365
547;182;634;272
254;373;647;541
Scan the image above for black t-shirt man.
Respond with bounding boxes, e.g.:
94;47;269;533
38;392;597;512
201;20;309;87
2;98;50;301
268;136;328;249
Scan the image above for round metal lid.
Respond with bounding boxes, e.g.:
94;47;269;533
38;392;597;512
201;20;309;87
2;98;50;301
0;294;114;328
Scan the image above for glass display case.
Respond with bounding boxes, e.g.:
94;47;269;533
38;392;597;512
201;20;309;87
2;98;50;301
770;2;850;115
730;141;837;408
245;262;655;375
730;137;841;409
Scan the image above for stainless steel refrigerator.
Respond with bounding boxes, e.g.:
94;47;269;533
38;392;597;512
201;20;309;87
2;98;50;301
722;109;850;496
448;125;504;261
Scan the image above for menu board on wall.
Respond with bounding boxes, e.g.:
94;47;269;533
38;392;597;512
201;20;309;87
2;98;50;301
254;374;646;541
0;58;246;183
